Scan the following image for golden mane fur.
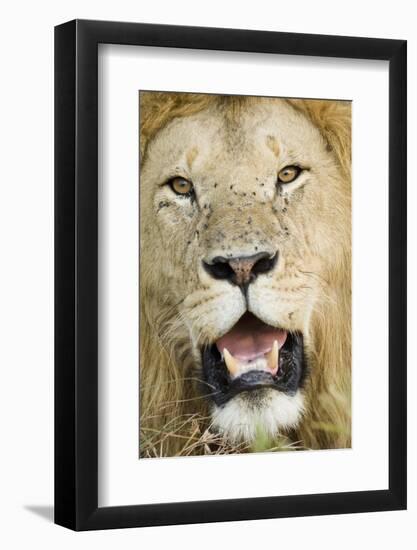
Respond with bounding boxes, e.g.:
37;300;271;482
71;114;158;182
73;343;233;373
139;93;351;457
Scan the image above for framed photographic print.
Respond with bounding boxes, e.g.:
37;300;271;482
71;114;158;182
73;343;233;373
55;19;407;530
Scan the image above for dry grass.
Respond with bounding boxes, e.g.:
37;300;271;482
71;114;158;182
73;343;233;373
140;409;308;458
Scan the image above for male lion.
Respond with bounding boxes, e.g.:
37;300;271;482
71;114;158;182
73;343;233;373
139;92;351;457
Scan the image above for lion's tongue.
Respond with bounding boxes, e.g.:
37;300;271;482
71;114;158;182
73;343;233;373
216;312;287;361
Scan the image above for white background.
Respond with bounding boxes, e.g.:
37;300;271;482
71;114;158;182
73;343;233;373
99;46;389;506
0;0;415;548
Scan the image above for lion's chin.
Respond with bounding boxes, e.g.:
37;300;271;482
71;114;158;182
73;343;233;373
210;389;305;444
200;311;307;445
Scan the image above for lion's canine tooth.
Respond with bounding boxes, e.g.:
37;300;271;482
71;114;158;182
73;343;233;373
266;340;279;373
223;348;240;377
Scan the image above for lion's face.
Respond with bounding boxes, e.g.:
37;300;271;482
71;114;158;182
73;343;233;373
141;98;347;444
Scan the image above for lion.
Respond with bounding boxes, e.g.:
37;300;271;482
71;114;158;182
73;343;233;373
139;92;351;457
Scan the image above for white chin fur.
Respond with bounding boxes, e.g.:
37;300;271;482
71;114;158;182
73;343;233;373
211;390;304;444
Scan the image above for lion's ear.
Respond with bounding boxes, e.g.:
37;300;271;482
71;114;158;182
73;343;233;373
287;99;352;177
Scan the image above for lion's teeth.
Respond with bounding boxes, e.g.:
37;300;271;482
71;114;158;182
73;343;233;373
266;340;279;374
223;348;240;377
223;344;278;379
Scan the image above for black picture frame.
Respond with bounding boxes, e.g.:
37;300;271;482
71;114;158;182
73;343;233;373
55;19;407;531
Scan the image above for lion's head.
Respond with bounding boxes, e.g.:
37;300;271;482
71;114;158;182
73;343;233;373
140;93;351;456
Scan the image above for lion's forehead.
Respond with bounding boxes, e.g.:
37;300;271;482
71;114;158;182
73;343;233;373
145;100;323;186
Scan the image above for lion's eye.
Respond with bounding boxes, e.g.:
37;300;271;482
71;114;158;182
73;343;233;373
168;177;194;197
277;165;301;184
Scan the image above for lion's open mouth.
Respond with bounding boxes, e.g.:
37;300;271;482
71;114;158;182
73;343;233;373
201;312;306;406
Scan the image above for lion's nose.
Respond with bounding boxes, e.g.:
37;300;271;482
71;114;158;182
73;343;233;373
203;251;278;288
